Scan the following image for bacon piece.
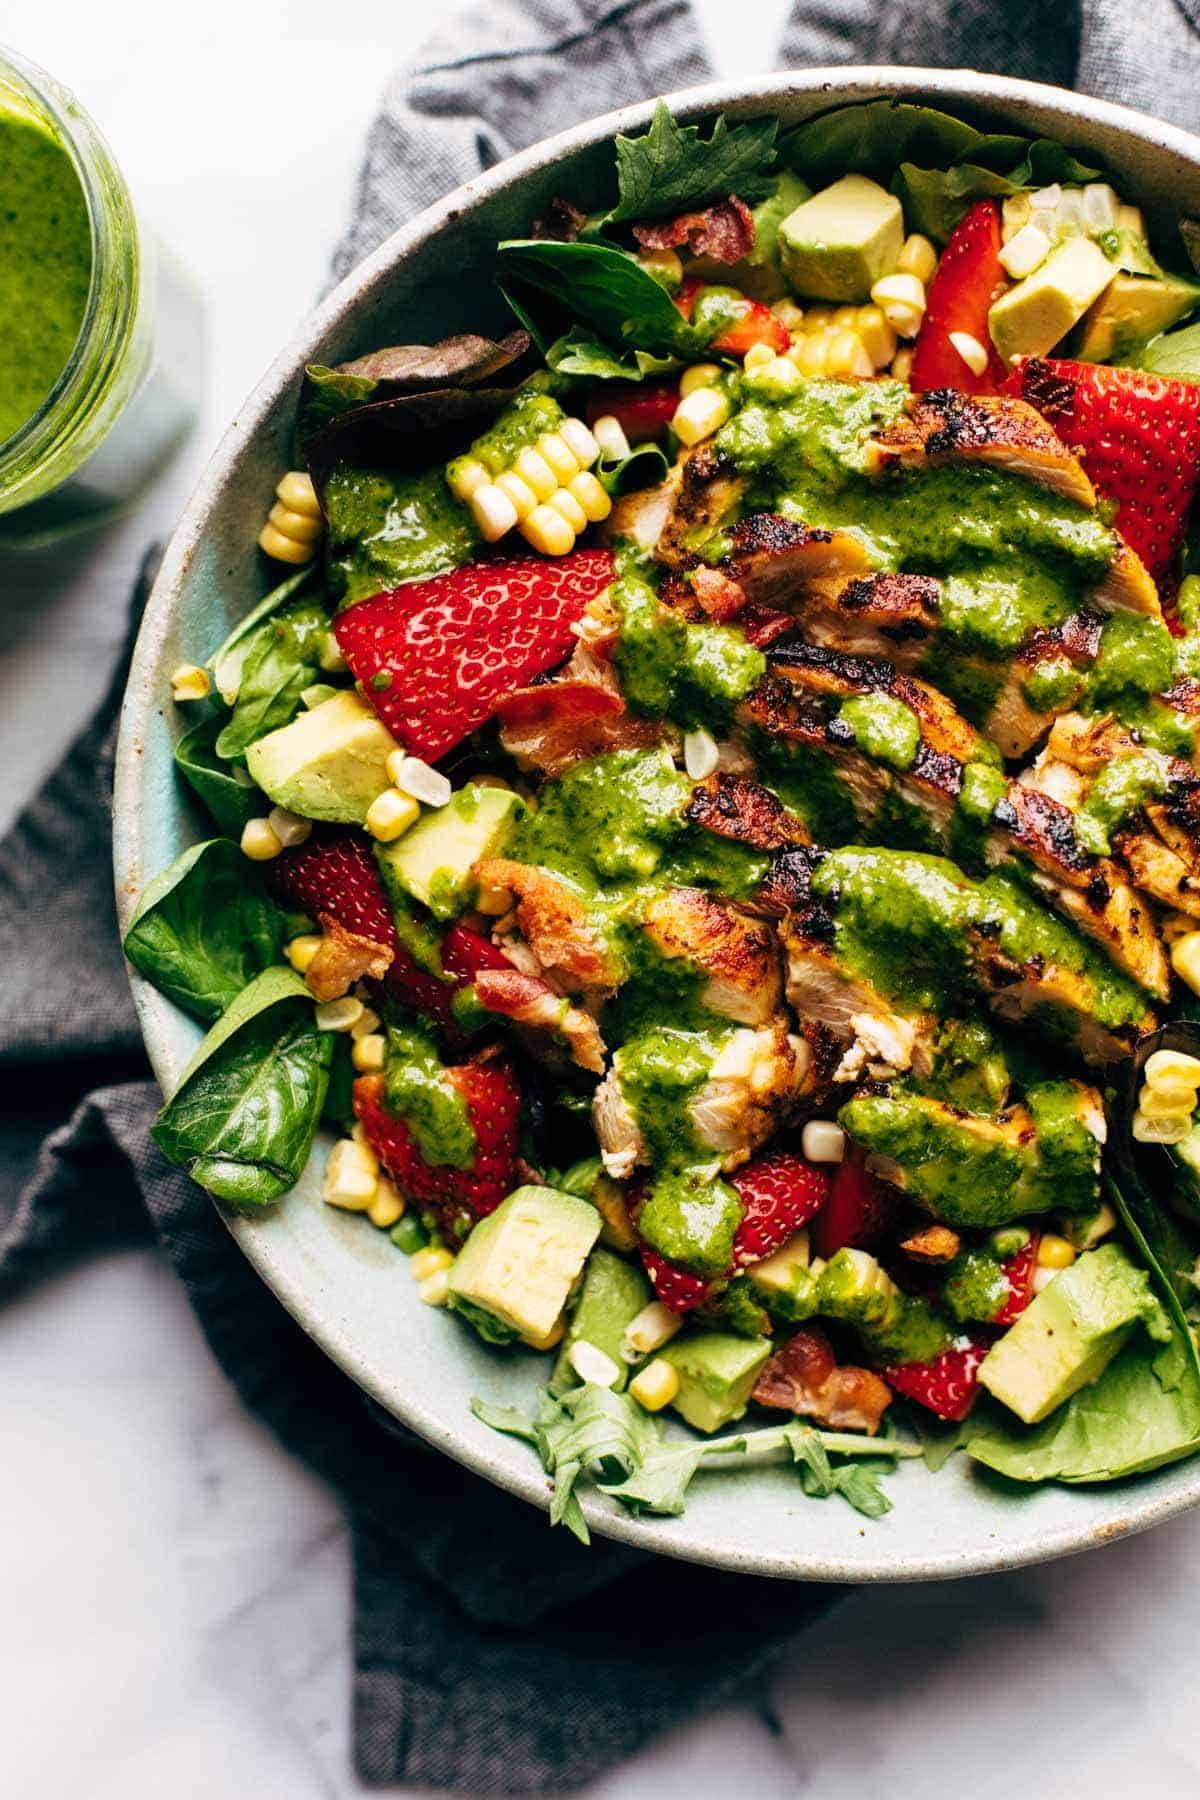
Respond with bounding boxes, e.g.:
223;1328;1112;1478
632;195;755;264
474;967;606;1073
305;915;393;1003
752;1325;893;1435
496;664;661;775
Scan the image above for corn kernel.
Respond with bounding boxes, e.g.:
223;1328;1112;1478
680;361;723;397
855;304;898;370
792;332;831;376
1133;1109;1192;1144
411;1246;454;1282
672;387;730;446
621;1301;682;1361
471;482;519;542
805;304;834;331
629;1358;680;1412
365;787;420;842
350;1005;381;1039
826;330;874;378
258;521;315;564
418;1268;451;1306
683;727;719;780
1136;1084;1197;1120
495;470;538;520
286;933;323;974
318;632;347;673
268;500;322;544
1172;932;1200;995
266;805;312;849
591;414;631;462
316;996;364;1033
801;1119;845;1163
367;1177;405;1229
547;486;589;533
1037;1233;1077;1270
999;222;1052;279
753;354;803;394
1030;183;1062;214
897;233;938;284
871;273;927;338
475;881;514;916
512;446;556;501
566;470;612;523
170;663;210;703
832;303;858;328
771;299;805;331
1144;1050;1200;1085
949;331;990;377
559;417;600;467
537;431;580;482
351;1032;387;1073
446;455;490;502
1002;192;1033;241
568;1339;622;1388
743;341;776;372
636;245;683;286
240;817;283;861
520;504;576;556
276;470;321;518
323;1137;379;1210
387;752;452;807
891;347;914;382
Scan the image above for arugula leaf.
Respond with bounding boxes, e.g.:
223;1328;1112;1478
296;364;379;458
497;240;700;357
587;103;778;233
210;568;317;706
545;329;679;383
598;1441;705;1515
151;967;332;1207
214;601;329;760
174;718;262;837
123;838;286;1023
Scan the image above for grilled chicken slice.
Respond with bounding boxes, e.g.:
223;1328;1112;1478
685;770;812;852
713;512;873;609
966;907;1155;1064
752;1325;893;1434
1092;542;1162;617
801;571;942;664
605;469;679;551
472;967;606;1074
867;390;1097;509
476;858;618;995
640;887;784;1026
655;442;746;566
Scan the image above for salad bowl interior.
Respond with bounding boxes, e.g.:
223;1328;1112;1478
115;66;1200;1580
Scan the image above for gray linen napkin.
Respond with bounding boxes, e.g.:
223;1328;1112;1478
4;0;1200;1790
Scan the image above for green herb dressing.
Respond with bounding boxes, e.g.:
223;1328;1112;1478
323;463;478;604
384;1022;475;1168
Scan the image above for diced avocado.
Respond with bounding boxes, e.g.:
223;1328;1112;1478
778;175;903;303
747;171;812;273
658;1331;771;1433
447;1184;601;1344
816;1248;953;1365
245;690;395;823
552;1246;651;1392
747;1230;821;1324
375;783;522;921
978;1243;1168;1424
1076;270;1200;362
988;237;1115;365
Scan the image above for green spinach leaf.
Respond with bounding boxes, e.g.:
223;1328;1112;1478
587;103;778;233
497;239;701;357
214;600;329;759
211;567;316;706
545;328;679;382
174;718;262;837
123;838;286;1023
151;967;332;1207
296;363;378;458
897;141;1100;244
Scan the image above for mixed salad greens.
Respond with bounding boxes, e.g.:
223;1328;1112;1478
128;98;1200;1539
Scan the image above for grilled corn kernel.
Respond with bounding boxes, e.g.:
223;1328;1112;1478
537;431;580;482
560;417;600;466
367;1177;405;1229
832;303;859;328
566;470;612;523
629;1358;680;1412
323;1137;379;1210
1133;1110;1192;1144
897;233;938;283
753;354;803;395
1037;1234;1077;1270
418;1268;451;1306
672;387;730;446
636;245;683;286
1144;1050;1200;1085
801;1120;845;1163
240;817;283;861
471;482;520;542
621;1301;683;1361
949;331;990;377
268;500;322;544
792;331;832;376
365;787;420;842
286;933;323;974
276;469;321;517
351;1033;387;1073
315;996;364;1033
520;504;576;556
680;361;723;397
1136;1084;1197;1120
318;632;347;673
568;1340;622;1388
1002;192;1033;240
387;751;452;807
350;1005;381;1039
266;805;312;849
258;521;316;564
513;446;557;501
591;414;631;462
446;455;490;502
411;1246;453;1282
999;222;1052;279
1171;932;1200;995
771;298;805;331
855;305;898;370
548;486;589;533
826;330;874;378
891;346;914;382
743;341;776;372
495;470;538;520
805;304;835;331
870;272;927;337
683;727;719;780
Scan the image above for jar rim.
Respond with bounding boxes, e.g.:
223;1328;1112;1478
0;46;140;478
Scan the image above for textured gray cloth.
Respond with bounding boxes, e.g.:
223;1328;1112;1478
4;0;1200;1791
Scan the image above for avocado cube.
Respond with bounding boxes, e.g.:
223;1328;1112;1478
245;690;395;823
778;175;903;303
979;1243;1164;1424
746;1231;820;1323
988;237;1115;365
659;1331;771;1433
375;783;522;921
552;1246;651;1391
1076;271;1200;363
447;1185;600;1344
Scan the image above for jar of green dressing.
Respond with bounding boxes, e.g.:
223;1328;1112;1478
0;49;201;544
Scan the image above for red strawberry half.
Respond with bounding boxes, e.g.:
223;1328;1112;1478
639;1243;714;1313
333;550;615;761
440;921;513;984
675;279;790;358
584;380;680;443
909;200;1007;395
884;1339;988;1422
809;1151;898;1260
1004;356;1200;586
730;1149;830;1267
353;1060;521;1247
993;1235;1039;1327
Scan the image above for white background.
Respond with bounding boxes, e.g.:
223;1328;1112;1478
3;6;1200;1796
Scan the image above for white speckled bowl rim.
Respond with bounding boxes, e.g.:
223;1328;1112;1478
115;67;1200;1581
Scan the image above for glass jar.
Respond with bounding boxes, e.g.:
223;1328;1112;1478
0;48;202;547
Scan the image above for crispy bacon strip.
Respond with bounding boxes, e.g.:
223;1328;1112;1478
632;195;755;264
474;967;606;1073
752;1325;893;1435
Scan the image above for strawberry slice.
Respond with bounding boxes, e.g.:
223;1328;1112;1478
1004;356;1200;586
809;1151;897;1260
730;1149;830;1267
333;550;615;761
675;279;789;358
639;1242;714;1313
439;921;512;984
584;380;679;443
353;1060;521;1247
884;1339;988;1422
909;200;1007;395
993;1234;1039;1326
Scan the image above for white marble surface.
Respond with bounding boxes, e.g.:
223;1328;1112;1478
5;6;1200;1796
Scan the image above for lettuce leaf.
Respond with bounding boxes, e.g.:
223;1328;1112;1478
586;103;778;234
497;239;701;358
